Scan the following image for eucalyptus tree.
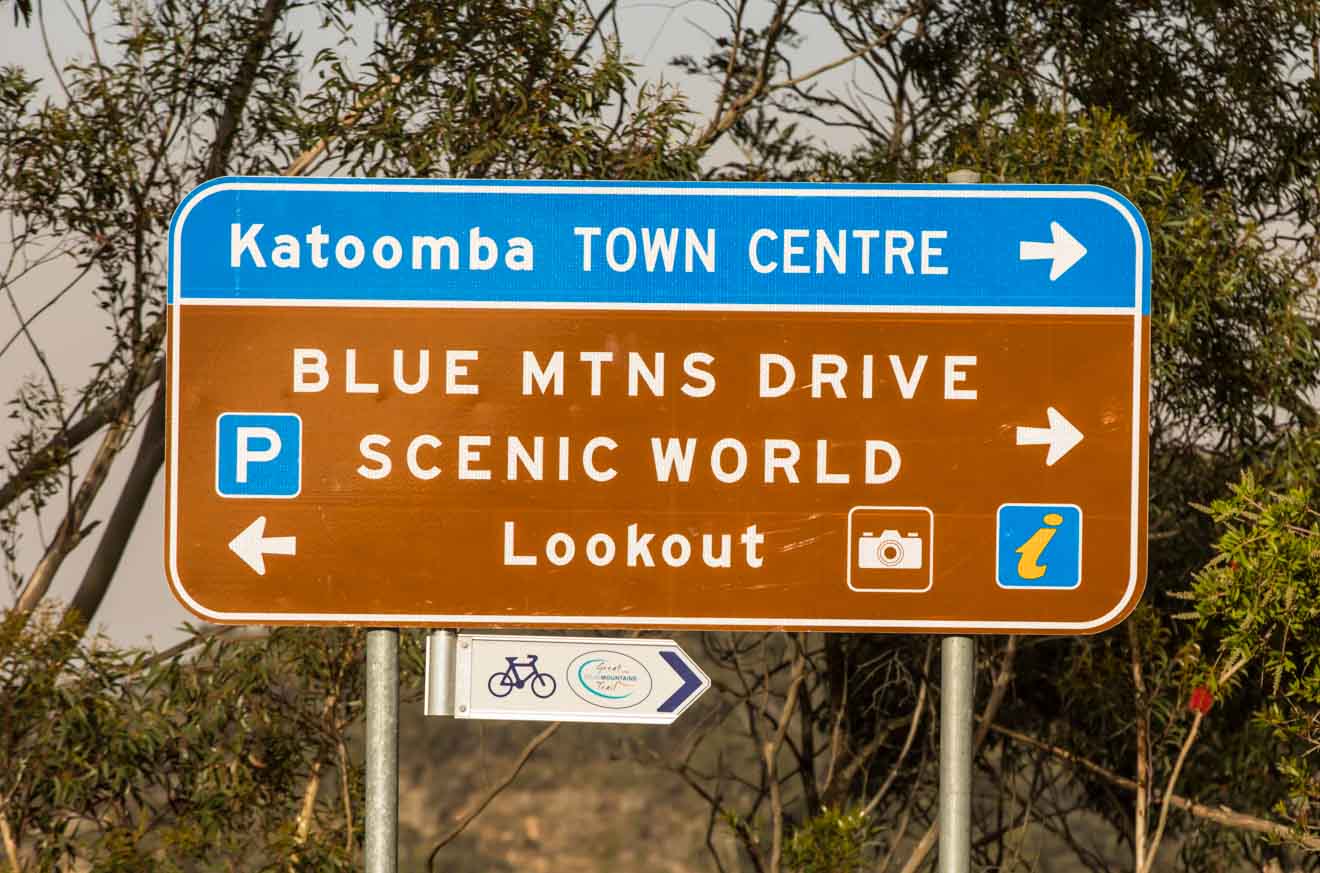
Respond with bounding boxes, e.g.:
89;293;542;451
0;1;708;867
2;0;1319;871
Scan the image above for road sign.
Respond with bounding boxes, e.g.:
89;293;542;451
424;634;708;724
165;177;1150;633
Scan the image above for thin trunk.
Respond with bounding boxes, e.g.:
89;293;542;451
15;403;134;615
54;0;288;630
293;761;324;847
65;383;164;628
204;0;289;180
795;658;820;814
61;23;398;634
337;737;354;855
1130;622;1150;873
1139;713;1203;873
0;358;160;513
0;809;20;873
765;650;808;873
897;825;937;873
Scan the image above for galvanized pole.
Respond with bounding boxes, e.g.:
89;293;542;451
365;628;399;873
939;635;975;872
939;168;981;873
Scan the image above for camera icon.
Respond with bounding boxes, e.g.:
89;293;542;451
847;506;934;593
857;529;924;570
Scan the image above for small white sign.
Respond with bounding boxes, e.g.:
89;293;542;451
428;634;709;724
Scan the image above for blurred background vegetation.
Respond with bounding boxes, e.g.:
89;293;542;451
1;0;1318;870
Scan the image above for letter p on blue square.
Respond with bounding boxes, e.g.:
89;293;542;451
996;503;1082;589
216;413;302;498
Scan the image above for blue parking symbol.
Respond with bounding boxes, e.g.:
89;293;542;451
216;413;302;498
996;504;1082;589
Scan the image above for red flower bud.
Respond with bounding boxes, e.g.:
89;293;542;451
1188;686;1213;715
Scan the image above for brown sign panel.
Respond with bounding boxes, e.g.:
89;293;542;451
165;179;1150;632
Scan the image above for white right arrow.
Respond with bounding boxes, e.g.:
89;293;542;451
228;516;297;576
1015;406;1084;466
1019;221;1087;280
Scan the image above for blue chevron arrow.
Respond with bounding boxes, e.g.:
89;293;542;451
658;650;703;713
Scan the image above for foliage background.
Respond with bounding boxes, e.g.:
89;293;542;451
1;1;1318;871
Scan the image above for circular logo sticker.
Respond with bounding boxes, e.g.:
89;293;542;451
567;651;653;709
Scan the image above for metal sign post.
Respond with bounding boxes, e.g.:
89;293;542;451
939;635;975;872
937;169;982;873
365;629;398;873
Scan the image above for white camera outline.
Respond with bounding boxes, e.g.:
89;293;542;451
847;506;934;593
857;529;924;570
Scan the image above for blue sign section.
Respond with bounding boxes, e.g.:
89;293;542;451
169;178;1150;312
216;413;302;498
996;504;1082;589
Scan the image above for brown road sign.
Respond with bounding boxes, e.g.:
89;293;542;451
165;178;1150;633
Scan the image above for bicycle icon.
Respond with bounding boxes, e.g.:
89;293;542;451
487;655;557;699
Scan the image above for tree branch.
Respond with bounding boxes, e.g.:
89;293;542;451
0;354;161;516
53;0;312;628
284;74;402;177
766;7;918;97
63;381;164;629
988;721;1320;851
1129;621;1151;872
765;641;808;873
14;387;137;615
898;636;1018;872
694;1;918;151
425;722;561;872
204;0;288;180
291;691;339;858
973;636;1016;750
0;808;20;873
292;761;323;851
337;735;353;855
137;623;245;670
896;819;937;873
861;672;929;817
1140;711;1202;873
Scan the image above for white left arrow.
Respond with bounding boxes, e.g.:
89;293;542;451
1015;407;1084;466
228;516;296;576
1019;221;1087;280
